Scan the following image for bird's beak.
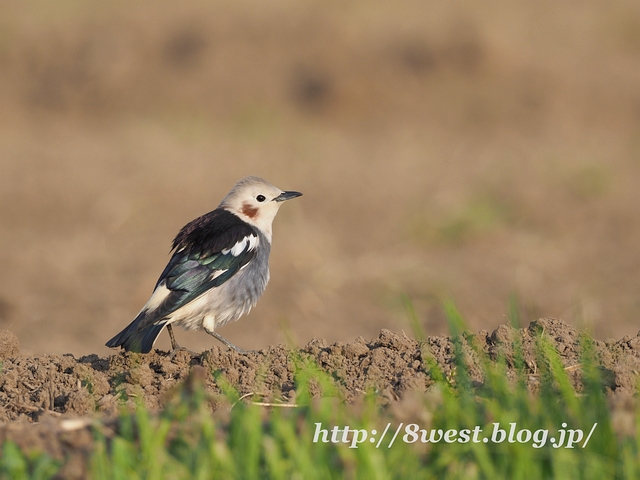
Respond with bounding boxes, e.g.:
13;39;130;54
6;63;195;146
274;191;303;202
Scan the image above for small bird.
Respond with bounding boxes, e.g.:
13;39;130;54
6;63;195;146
106;176;302;354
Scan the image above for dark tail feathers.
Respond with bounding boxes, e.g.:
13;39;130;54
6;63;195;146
105;313;166;353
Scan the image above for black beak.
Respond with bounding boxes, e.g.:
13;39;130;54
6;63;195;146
274;191;303;202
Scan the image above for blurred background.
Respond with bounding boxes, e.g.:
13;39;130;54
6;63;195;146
1;1;640;356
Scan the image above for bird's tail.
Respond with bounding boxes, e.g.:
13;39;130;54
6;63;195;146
105;312;167;354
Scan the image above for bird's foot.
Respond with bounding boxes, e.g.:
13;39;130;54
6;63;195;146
167;345;199;361
166;323;198;359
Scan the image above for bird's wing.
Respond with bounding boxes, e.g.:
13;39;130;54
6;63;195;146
138;223;259;327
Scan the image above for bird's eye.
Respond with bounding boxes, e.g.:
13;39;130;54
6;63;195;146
256;195;266;202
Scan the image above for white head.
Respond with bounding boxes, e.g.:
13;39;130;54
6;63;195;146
219;176;302;241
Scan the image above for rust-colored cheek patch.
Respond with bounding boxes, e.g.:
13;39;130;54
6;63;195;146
242;203;259;218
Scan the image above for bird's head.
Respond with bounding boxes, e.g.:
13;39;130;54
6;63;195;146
219;176;302;240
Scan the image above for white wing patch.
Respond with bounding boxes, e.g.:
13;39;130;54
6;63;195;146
144;282;171;312
221;233;259;257
210;269;228;280
247;233;259;251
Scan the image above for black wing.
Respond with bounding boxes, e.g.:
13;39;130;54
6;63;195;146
106;209;258;352
146;208;259;321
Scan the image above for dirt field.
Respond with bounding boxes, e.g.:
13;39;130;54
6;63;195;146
2;318;640;477
4;317;638;427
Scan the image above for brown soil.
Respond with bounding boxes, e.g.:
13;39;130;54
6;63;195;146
2;318;640;477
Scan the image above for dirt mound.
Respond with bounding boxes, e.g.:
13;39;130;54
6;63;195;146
2;319;640;425
2;318;640;477
2;318;640;424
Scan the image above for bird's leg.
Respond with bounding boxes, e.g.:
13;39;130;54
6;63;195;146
212;332;246;354
203;325;246;353
166;324;198;359
167;324;180;351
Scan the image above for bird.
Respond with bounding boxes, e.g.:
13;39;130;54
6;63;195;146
105;176;302;355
